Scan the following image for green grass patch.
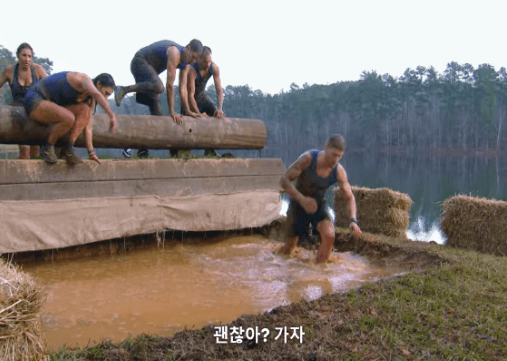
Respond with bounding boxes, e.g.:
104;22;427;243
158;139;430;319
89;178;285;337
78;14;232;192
48;232;507;360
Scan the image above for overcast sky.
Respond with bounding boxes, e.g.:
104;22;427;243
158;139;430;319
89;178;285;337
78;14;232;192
2;0;506;95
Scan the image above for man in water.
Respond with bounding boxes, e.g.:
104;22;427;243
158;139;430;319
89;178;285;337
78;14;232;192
181;46;224;156
278;134;362;263
114;39;203;157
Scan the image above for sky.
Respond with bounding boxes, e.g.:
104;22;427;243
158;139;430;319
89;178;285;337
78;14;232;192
2;0;507;95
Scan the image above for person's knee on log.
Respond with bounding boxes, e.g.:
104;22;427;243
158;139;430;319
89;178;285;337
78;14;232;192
28;100;75;145
66;103;92;144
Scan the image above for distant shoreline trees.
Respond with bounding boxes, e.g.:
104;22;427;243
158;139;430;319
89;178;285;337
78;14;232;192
1;44;505;155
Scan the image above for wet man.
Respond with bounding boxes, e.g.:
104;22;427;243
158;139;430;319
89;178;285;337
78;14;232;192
278;135;363;263
114;39;203;157
182;46;224;156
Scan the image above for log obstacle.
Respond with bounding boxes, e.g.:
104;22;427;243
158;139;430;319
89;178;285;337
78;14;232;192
0;158;284;254
0;105;267;149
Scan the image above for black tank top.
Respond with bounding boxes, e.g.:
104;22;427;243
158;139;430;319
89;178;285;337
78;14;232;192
191;62;213;95
10;63;38;106
136;40;186;74
295;149;339;202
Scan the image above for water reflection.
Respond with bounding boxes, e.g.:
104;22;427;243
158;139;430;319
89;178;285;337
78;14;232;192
275;149;506;245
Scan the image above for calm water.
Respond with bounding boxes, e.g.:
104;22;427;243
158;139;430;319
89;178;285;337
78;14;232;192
271;149;507;244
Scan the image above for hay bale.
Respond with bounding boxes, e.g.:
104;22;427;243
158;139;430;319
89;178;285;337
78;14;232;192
441;195;507;256
0;259;46;361
334;186;412;238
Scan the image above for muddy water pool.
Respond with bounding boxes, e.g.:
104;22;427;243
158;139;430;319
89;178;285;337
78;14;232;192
20;234;403;350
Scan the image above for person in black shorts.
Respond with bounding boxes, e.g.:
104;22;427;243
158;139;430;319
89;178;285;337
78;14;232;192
23;72;117;165
181;46;225;156
114;39;203;158
0;42;48;158
277;135;363;263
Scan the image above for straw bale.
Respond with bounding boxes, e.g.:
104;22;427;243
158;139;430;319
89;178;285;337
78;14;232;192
334;186;412;238
440;195;507;256
0;259;47;361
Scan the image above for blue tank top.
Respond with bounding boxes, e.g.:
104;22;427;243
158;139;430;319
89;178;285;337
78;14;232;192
295;149;339;202
190;62;213;95
39;72;83;106
10;63;38;105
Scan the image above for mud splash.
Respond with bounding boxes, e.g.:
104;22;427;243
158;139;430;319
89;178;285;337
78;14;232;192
20;234;404;351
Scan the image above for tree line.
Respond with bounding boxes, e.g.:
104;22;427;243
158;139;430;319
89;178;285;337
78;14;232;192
1;43;506;155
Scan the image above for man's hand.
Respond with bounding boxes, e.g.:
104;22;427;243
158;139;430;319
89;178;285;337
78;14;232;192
299;196;318;214
171;113;183;124
214;109;225;119
349;222;363;238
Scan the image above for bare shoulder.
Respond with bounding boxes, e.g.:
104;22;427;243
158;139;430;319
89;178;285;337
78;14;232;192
212;62;220;74
1;65;14;78
286;152;312;173
67;72;92;91
166;46;180;65
336;163;349;184
33;63;47;78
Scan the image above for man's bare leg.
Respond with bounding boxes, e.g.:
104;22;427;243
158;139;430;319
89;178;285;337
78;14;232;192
115;79;164;107
278;235;299;256
315;220;336;263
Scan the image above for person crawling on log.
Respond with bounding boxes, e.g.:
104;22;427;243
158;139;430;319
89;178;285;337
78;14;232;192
114;40;203;158
0;42;47;159
278;134;363;263
181;46;225;157
23;72;117;165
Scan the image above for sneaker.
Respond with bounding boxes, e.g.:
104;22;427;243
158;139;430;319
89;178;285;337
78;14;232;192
122;148;132;158
41;144;58;164
137;149;149;158
114;85;125;107
204;149;220;157
61;146;83;165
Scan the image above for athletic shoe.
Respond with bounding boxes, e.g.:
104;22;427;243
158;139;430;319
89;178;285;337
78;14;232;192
137;149;149;158
114;86;125;107
204;149;220;157
61;146;83;165
122;148;132;158
41;144;58;164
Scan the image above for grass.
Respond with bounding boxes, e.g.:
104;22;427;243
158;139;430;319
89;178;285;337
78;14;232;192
48;230;507;360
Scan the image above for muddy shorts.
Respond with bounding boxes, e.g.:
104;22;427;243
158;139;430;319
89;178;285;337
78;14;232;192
130;55;160;107
285;199;332;238
181;92;217;116
23;84;49;116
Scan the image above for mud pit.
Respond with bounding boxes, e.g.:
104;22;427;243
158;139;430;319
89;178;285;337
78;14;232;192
17;233;406;351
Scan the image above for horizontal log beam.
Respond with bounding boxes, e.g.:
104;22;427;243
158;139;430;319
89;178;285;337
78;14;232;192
0;105;267;149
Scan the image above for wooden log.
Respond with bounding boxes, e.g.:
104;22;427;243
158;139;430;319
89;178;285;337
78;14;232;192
0;105;267;149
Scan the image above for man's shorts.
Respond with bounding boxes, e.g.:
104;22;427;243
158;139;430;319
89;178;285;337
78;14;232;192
130;55;160;107
196;93;217;116
285;199;332;238
181;93;217;116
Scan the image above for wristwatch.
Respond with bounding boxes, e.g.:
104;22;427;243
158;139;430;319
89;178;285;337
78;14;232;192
350;218;358;224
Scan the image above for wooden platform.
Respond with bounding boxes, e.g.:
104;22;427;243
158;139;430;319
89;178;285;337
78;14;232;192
0;158;284;254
